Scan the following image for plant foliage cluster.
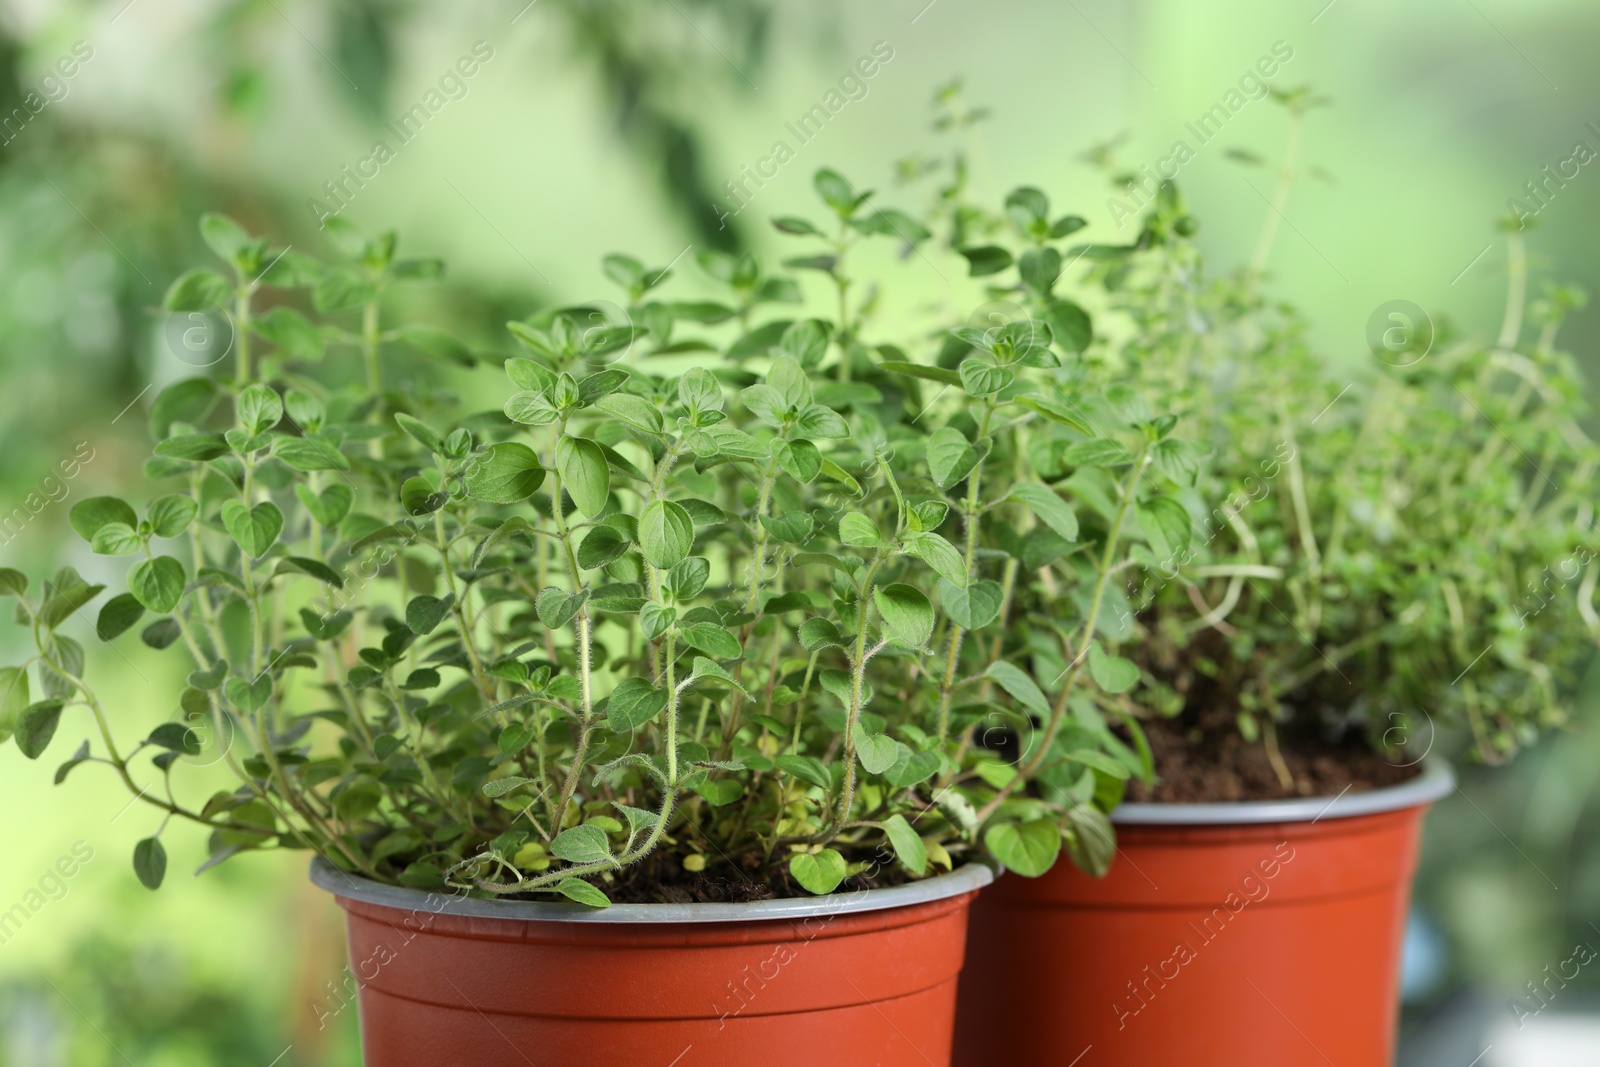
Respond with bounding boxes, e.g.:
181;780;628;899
0;169;1176;904
1057;94;1600;784
2;93;1590;903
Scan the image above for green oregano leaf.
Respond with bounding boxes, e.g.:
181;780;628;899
903;531;968;587
551;824;612;865
163;269;231;312
939;578;1003;631
146;495;199;539
985;661;1050;716
221;501;285;559
393;412;445;454
15;700;64;759
406;594;455;635
577;525;630;569
96;593;146;641
293;484;354;527
128;557;186;614
606;678;667;731
133;837;168;890
666;557;710;600
838;513;887;548
770;752;831;792
554;878;610;908
557;436;610;517
927;427;980;490
874;583;935;647
789;848;847;894
772;439;822;483
984;820;1061;878
959;359;1013;397
882;813;928;876
70;497;138;542
680;622;739;660
638;499;694;570
851;722;900;774
235;384;283;437
0;668;28;747
1009;483;1079;542
1088;642;1140;694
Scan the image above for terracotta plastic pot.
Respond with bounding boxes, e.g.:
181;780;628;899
309;859;991;1067
954;762;1454;1066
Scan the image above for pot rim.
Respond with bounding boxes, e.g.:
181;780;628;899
1111;759;1455;826
308;856;992;925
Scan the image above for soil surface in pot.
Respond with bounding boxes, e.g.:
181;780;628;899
1124;714;1420;803
573;849;919;905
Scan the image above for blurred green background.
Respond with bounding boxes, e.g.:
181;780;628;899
1;1;1596;1063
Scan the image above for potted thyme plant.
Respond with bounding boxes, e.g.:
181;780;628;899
1;155;1184;1064
954;96;1598;1067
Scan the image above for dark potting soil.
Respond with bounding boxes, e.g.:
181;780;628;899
577;845;917;905
1124;713;1421;803
548;717;1416;901
514;710;1421;902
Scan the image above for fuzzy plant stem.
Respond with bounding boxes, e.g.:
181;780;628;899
936;400;996;742
977;443;1150;822
1248;102;1304;282
817;552;885;842
478;634;682;895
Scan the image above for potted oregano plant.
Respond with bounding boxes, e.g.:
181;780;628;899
955;97;1597;1067
0;151;1183;1064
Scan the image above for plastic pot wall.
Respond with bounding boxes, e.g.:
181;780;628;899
953;764;1454;1067
310;861;991;1067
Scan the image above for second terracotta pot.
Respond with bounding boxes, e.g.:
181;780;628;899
310;859;991;1067
953;763;1453;1066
